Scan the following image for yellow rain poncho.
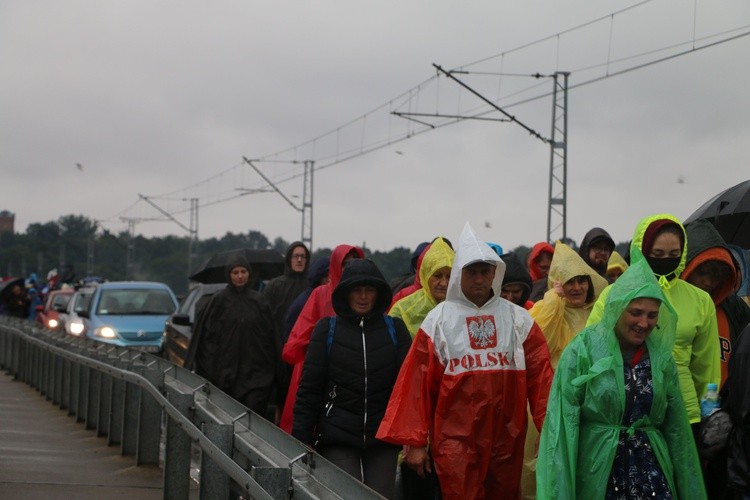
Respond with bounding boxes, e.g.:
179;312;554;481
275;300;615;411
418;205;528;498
537;249;706;499
521;242;608;498
389;237;455;337
606;250;629;278
529;241;609;368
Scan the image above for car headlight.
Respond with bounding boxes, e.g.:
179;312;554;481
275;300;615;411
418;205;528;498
95;326;117;339
70;321;85;335
48;319;59;328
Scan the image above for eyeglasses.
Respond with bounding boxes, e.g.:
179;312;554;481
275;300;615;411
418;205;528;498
590;245;612;254
292;254;307;260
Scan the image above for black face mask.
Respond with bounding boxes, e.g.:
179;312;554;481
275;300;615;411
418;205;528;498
646;256;681;278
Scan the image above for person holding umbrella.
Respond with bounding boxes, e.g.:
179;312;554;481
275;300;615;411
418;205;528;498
184;255;278;417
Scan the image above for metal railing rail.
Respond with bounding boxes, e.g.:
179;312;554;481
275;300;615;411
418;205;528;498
0;317;384;499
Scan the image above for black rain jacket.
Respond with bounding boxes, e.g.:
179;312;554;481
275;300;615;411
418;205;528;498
292;259;412;448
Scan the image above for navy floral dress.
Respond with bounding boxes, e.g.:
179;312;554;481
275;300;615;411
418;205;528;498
606;352;673;499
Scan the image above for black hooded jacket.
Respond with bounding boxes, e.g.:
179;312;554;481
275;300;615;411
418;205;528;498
282;257;330;343
292;259;412;448
184;256;278;415
263;242;310;334
500;252;533;306
578;227;615;278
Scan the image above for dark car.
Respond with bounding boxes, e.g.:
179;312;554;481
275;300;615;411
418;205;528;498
35;288;75;331
162;282;226;366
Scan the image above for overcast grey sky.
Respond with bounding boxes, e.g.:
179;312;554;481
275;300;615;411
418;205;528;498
2;1;749;252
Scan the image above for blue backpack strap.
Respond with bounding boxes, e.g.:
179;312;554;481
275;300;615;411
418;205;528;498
326;316;337;356
383;315;397;347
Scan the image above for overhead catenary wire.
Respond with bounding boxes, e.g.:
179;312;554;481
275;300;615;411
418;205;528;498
109;1;749;234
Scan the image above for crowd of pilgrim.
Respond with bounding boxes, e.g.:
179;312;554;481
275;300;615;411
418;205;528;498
186;213;750;500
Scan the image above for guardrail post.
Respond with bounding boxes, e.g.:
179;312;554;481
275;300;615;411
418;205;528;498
39;345;50;401
68;361;80;417
136;365;163;466
202;422;234;499
97;365;113;438
108;360;126;446
29;341;39;388
163;390;193;499
85;362;101;430
52;350;63;406
121;365;140;457
76;364;90;422
61;356;71;411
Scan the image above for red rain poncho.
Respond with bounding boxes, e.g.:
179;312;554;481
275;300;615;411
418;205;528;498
376;223;553;499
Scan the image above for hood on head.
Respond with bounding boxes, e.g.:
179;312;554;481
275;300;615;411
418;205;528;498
578;227;615;258
528;241;555;281
306;257;330;288
682;219;738;303
548;241;609;304
328;244;365;288
410;242;430;273
331;259;392;318
418;238;456;298
410;243;432;289
284;242;310;275
225;256;251;286
446;223;505;306
631;213;687;288
600;246;677;349
607;251;629;275
500;252;533;304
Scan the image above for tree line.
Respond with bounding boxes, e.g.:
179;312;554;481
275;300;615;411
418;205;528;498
4;214;525;297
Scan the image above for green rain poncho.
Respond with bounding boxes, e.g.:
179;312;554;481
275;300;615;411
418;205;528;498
389;237;455;337
587;213;719;424
537;249;705;499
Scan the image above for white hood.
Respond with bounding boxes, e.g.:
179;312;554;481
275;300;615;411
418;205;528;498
445;222;506;307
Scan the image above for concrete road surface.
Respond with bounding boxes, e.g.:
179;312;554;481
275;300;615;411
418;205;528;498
0;372;165;499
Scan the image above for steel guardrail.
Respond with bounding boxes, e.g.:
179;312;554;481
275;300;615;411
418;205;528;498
0;316;384;499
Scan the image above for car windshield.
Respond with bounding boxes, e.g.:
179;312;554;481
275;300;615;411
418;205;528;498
97;289;176;315
73;292;94;313
51;294;71;310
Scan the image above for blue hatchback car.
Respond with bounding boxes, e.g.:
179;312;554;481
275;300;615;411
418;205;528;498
73;281;178;353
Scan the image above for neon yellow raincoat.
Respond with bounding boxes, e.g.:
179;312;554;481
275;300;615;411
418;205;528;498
587;213;720;424
537;249;706;499
389;237;455;337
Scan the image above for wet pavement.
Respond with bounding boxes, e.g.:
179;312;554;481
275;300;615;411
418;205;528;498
0;372;164;499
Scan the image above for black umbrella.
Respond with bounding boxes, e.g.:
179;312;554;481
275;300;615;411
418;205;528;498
684;179;750;248
0;277;25;299
189;248;285;284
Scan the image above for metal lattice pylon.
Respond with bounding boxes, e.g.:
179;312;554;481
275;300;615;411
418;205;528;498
301;161;314;251
546;72;570;244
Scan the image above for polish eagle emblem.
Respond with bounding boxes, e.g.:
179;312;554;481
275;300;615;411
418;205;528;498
466;315;497;349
